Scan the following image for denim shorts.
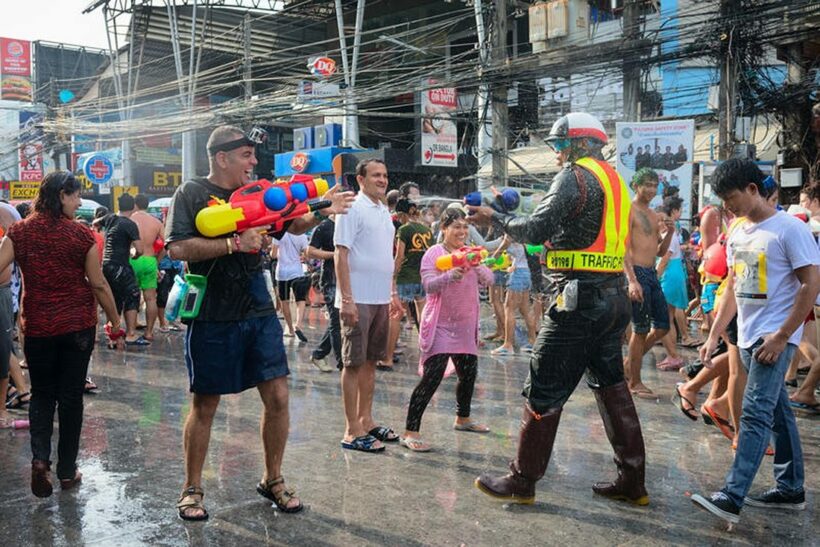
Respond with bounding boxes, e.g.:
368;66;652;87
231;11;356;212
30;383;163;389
397;283;425;302
631;266;670;334
507;268;532;292
184;314;289;394
493;270;508;286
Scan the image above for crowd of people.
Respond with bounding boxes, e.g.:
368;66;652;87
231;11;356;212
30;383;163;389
2;120;817;532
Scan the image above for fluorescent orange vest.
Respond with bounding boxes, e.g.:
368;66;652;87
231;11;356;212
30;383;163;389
545;157;631;273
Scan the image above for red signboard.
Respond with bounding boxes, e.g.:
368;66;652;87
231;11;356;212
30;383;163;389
0;37;32;101
309;57;336;78
19;142;43;182
290;152;310;173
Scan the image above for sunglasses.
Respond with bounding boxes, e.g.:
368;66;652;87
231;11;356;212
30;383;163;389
547;138;571;152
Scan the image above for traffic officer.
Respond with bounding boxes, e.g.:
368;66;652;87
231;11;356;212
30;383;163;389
468;112;649;507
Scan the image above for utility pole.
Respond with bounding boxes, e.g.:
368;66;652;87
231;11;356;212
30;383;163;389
474;0;492;192
622;0;641;122
491;0;509;189
717;0;738;160
243;12;252;102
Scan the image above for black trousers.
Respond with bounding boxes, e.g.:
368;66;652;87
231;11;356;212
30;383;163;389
25;327;96;479
312;284;342;368
405;353;478;432
524;283;631;413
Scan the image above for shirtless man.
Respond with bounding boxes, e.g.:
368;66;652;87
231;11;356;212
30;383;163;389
130;194;164;340
624;168;674;398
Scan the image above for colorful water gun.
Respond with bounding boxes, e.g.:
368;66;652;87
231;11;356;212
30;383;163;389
435;246;488;271
195;174;333;237
525;244;544;255
464;186;521;214
483;252;511;271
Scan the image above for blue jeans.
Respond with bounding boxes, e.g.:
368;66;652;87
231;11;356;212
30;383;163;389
313;284;342;368
722;339;803;506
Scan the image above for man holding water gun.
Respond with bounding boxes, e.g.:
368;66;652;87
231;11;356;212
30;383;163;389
164;125;354;521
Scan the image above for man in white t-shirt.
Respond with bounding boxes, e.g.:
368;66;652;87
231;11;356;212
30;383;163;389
334;159;402;453
270;232;310;341
692;159;820;525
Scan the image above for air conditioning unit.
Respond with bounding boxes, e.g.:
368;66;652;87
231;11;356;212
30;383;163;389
293;127;314;151
314;123;342;147
547;0;568;38
529;2;549;52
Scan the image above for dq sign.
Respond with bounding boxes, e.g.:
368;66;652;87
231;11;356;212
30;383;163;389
83;154;114;185
308;57;336;78
290;152;310;173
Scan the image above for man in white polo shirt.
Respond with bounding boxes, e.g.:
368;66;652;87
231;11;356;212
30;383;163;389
335;159;402;452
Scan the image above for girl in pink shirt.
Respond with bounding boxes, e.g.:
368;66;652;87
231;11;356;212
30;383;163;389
400;208;494;452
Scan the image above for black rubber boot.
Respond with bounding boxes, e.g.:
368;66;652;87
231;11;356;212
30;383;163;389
475;404;561;504
592;381;650;506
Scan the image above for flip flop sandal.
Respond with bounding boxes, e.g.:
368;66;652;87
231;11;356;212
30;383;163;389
340;434;385;453
399;437;431;452
257;477;304;513
701;404;735;441
789;400;820;413
673;383;699;421
177;486;209;521
631;389;659;400
125;336;151;347
375;361;394;371
454;421;490;433
368;426;399;442
6;391;30;410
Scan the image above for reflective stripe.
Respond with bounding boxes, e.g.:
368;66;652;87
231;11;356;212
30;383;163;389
544;157;631;273
546;251;625;272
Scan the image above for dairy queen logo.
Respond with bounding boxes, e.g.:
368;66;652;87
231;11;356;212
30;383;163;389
290;152;310;173
308;57;336;78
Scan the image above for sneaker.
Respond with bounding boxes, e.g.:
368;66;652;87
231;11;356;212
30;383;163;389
744;488;806;510
691;491;740;524
310;356;334;373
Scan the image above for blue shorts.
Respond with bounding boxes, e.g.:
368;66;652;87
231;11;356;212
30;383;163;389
507;268;532;292
397;283;425;302
701;282;719;314
184;314;289;394
493;270;508;287
631;266;670;335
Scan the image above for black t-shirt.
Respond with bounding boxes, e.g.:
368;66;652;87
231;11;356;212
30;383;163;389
309;218;335;289
102;214;139;266
164;177;289;322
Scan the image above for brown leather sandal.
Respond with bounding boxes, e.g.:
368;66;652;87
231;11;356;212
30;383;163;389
256;477;303;513
177;486;209;521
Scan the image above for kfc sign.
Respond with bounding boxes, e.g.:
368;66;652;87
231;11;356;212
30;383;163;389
308;57;336;78
290;152;310;173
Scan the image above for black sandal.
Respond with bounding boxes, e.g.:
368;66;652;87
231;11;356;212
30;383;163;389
257;477;303;513
6;391;30;410
177;486;209;521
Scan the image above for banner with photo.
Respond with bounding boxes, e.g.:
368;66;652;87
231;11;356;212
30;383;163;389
0;38;32;101
18;111;43;182
419;79;457;168
615;120;695;221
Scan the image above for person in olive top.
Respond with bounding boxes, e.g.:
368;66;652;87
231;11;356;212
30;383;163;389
165;125;353;520
382;198;432;370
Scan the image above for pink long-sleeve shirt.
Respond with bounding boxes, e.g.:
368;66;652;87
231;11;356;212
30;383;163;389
418;244;494;376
